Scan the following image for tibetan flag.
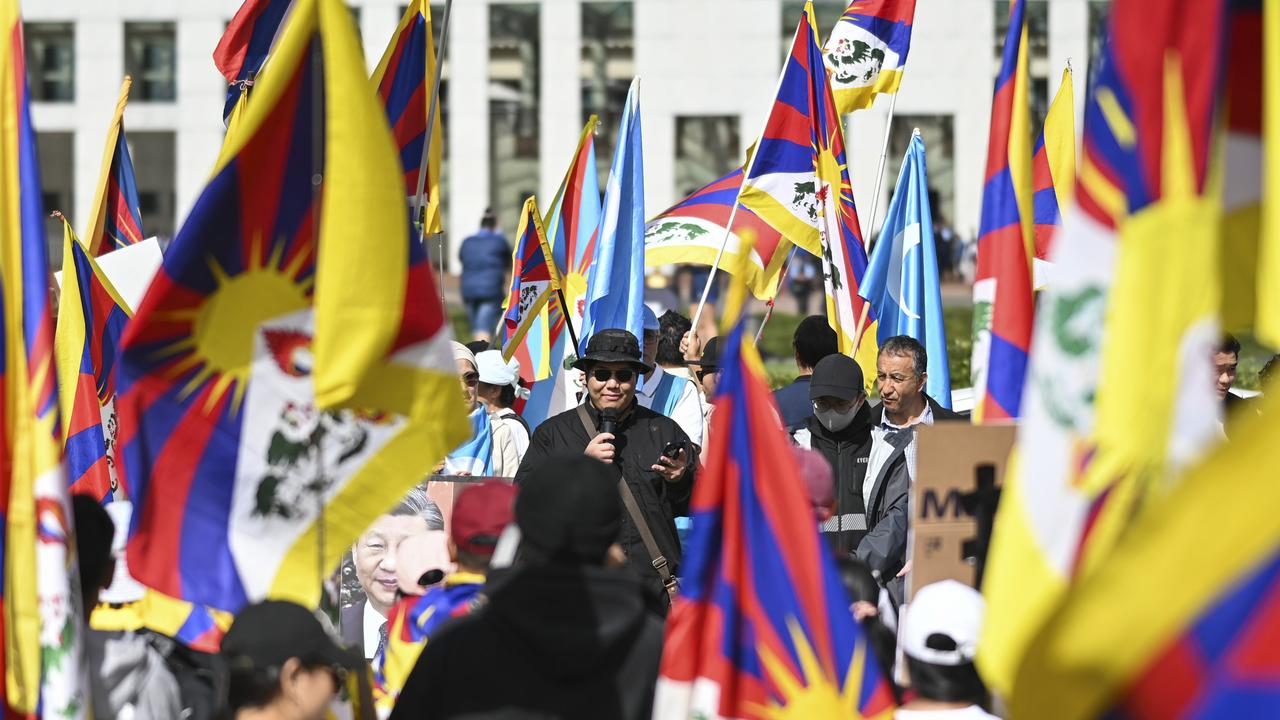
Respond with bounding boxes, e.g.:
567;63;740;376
578;78;646;354
1009;391;1280;719
1;2;90;715
858;131;951;407
1261;0;1280;347
371;0;443;235
653;289;895;718
1030;66;1076;288
519;117;603;429
214;0;293;122
499;197;560;364
823;0;918;114
970;0;1034;424
979;0;1230;697
83;76;146;257
53;217;131;503
741;3;873;364
118;0;469;615
644;168;790;301
91;591;233;655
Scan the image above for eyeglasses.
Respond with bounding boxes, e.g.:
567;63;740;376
591;367;635;384
813;397;858;413
461;372;479;387
876;372;917;385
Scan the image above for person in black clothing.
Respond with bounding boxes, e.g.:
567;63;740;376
516;329;694;612
773;315;839;432
390;454;665;720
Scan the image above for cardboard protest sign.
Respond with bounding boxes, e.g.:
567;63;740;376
908;423;1016;599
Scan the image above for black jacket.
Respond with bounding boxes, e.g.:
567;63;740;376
389;564;665;720
515;401;693;610
802;402;875;556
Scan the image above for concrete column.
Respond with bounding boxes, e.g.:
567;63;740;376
446;0;488;268
1048;0;1089;131
71;17;125;233
539;0;580;205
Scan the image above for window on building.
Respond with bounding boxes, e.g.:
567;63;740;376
581;2;634;186
25;23;74;102
129;132;176;240
780;0;845;55
125;22;177;102
489;3;539;233
37;132;73;266
886;116;958;274
995;1;1048;62
675;116;740;198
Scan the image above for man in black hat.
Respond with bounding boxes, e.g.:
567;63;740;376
220;600;364;720
516;328;694;611
392;455;665;720
794;354;911;605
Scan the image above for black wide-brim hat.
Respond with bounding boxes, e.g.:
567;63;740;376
572;328;653;374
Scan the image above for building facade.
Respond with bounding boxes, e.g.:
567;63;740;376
25;0;1105;268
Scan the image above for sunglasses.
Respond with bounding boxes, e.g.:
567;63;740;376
461;372;479;387
591;367;635;384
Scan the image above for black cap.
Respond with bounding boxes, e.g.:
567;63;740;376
686;336;722;373
220;601;363;671
809;354;864;402
572;329;653;374
516;455;621;563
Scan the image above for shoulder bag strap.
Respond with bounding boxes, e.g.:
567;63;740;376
575;405;679;601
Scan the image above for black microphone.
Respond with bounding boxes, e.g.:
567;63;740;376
598;409;618;437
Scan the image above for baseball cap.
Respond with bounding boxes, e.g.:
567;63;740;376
475;350;520;388
809;353;864;402
642;305;660;333
793;446;834;518
395;530;454;595
901;580;985;666
516;454;621;563
452;480;517;556
221;600;363;671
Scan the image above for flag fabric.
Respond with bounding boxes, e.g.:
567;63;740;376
822;0;918;114
653;288;895;718
118;0;469;615
979;0;1230;697
53;217;131;503
91;591;233;654
858;132;951;407
82;76;146;257
740;3;874;367
214;0;293;121
644;168;791;301
499;197;561;363
519;117;603;429
970;0;1034;424
371;0;443;235
1261;0;1280;347
1031;66;1076;275
1009;391;1280;719
578;78;645;354
444;408;495;476
1;2;90;714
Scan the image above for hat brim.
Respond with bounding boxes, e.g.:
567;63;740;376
809;382;860;402
572;353;653;375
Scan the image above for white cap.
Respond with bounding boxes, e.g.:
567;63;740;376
450;341;477;371
901;580;984;666
475;350;520;388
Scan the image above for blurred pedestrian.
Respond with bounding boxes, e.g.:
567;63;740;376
390;455;664;720
220;601;362;720
475;349;530;464
896;581;998;719
458;209;510;341
638;306;704;449
873;336;964;481
774;315;839;433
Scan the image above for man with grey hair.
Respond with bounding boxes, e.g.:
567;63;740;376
869;335;964;484
341;487;444;659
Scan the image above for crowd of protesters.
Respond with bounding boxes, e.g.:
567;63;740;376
73;303;1275;719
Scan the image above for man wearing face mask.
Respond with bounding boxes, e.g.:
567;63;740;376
795;354;909;606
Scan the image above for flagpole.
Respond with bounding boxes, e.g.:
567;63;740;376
690;18;802;335
862;92;899;247
556;288;582;354
753;245;799;343
413;0;453;306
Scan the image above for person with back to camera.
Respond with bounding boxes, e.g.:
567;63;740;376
895;580;1000;719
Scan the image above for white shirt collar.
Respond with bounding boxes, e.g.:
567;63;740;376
638;364;666;398
362;600;385;660
882;401;933;430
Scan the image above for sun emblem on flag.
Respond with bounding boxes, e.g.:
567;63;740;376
748;618;893;720
152;232;312;414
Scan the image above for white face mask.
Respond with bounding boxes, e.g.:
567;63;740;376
814;399;862;432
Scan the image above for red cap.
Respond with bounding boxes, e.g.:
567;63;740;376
451;481;517;556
